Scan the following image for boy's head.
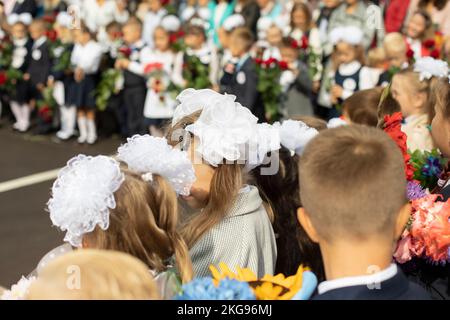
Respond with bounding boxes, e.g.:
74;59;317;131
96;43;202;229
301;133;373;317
106;21;123;41
184;24;206;50
367;47;386;69
29;19;46;40
148;0;163;12
280;37;300;64
298;125;409;245
228;27;254;58
431;78;450;157
383;33;407;68
122;18;142;45
342;87;383;127
11;22;27;40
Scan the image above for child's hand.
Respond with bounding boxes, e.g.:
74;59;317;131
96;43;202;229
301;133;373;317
115;59;130;70
36;83;45;91
23;73;30;81
312;80;321;93
47;77;55;87
331;85;343;100
74;68;84;82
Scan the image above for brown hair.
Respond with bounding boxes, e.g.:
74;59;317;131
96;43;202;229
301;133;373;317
418;0;448;11
27;249;160;300
394;68;437;124
184;23;206;38
432;77;450;119
84;169;193;283
332;43;366;69
377;87;401;128
343;88;383;127
291;116;328;131
166;112;247;248
290;2;313;32
410;10;435;41
230;27;254;51
299;125;407;242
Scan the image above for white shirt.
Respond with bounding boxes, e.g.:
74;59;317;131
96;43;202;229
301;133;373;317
71;40;103;74
337;61;378;100
318;264;398;295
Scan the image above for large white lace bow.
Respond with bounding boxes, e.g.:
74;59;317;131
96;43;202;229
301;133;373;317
47;155;125;247
117;135;196;196
413;57;449;81
246;123;281;171
278;120;319;156
184;93;259;166
171;88;224;126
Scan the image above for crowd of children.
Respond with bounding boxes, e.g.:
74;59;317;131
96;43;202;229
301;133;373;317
0;0;450;301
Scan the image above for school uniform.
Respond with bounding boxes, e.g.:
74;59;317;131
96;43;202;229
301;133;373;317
70;40;103;109
220;54;265;122
334;61;377;102
27;36;51;101
11;37;33;104
313;264;431;300
122;40;151;136
280;61;314;118
189;185;277;278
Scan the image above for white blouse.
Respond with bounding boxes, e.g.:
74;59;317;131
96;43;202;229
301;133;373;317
71;40;103;75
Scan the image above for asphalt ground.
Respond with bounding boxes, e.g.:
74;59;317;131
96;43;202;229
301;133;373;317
0;120;122;287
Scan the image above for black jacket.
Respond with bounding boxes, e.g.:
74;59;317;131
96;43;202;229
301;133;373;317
220;56;265;122
12;0;38;17
313;269;431;300
27;39;51;86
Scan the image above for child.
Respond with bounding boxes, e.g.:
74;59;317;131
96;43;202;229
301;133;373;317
71;23;103;144
47;136;195;297
7;14;33;132
367;47;388;87
278;37;313;118
259;22;283;60
24;19;52;134
379;32;410;86
142;22;184;136
208;0;237;47
298;125;430;300
115;19;151;136
183;22;219;89
287;2;323;88
405;10;435;59
390;58;448;152
324;26;377;118
256;0;282;42
50;12;77;140
167;89;277;278
141;0;167;47
341;88;383;127
27;250;160;300
217;14;245;71
220;27;264;122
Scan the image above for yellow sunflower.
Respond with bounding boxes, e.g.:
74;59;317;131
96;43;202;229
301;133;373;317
209;263;308;300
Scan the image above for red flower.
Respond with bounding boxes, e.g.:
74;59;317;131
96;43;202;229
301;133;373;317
278;60;289;70
406;49;415;59
430;49;440;59
383;112;415;180
119;46;132;57
264;57;278;67
300;35;308;50
255;58;263;65
0;71;7;86
161;0;170;5
38;105;52;123
144;62;163;74
423;39;435;49
45;30;58;42
290;38;299;49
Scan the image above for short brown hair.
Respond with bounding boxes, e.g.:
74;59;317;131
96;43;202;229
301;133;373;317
230;27;254;51
299;125;407;242
433;77;450;119
343;88;383;127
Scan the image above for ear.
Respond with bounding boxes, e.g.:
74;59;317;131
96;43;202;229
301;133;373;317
394;202;412;239
413;92;427;111
297;207;320;243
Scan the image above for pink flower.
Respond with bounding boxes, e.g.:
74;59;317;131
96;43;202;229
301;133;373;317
394;236;414;264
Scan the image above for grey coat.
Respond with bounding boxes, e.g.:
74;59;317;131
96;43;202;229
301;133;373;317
189;186;277;278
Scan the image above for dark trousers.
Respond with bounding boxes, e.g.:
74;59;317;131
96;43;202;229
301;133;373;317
123;86;146;136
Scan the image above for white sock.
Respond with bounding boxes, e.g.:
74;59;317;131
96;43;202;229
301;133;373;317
20;104;30;131
66;106;76;135
86;119;97;144
77;117;88;143
10;101;22;127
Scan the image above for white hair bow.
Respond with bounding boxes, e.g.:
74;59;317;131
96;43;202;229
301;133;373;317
7;13;33;26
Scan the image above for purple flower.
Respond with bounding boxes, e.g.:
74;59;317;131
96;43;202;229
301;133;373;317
407;180;427;200
422;156;442;177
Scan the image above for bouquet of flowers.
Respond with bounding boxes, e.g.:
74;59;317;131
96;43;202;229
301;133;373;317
144;62;181;102
394;193;450;264
0;68;23;94
293;36;322;81
0;36;14;68
36;86;58;123
182;54;211;89
176;263;317;300
95;47;130;111
409;149;447;190
255;58;288;122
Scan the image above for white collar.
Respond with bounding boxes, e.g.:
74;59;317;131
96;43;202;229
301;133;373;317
238;184;251;194
14;37;28;47
338;60;362;76
33;36;47;49
318;263;398;295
